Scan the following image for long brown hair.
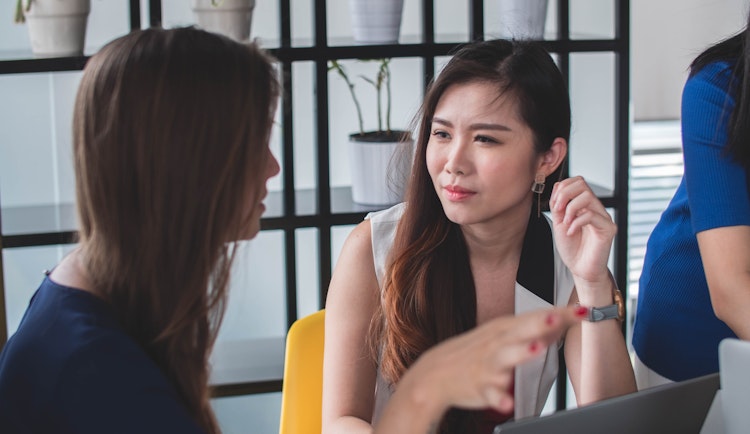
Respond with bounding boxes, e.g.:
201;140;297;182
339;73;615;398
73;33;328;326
370;39;570;431
73;27;279;433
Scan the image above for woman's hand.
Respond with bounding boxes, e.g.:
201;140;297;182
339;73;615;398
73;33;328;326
549;177;616;297
373;306;587;433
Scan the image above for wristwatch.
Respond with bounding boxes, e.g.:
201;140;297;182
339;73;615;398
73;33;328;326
585;288;625;322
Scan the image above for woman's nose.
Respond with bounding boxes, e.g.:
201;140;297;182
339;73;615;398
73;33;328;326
266;152;281;179
445;139;469;176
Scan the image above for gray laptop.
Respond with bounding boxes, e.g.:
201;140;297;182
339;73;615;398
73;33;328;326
719;338;750;434
494;373;720;434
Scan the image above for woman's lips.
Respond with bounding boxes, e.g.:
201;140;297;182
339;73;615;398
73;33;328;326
444;185;476;201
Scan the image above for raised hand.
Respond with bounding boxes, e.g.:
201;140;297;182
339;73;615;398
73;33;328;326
548;176;616;290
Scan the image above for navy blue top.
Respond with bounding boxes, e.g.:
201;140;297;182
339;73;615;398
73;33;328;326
633;61;750;381
0;276;206;433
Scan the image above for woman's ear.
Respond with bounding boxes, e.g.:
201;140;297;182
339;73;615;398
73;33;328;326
538;137;568;175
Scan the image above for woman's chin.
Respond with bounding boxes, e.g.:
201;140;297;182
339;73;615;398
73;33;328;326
239;225;261;241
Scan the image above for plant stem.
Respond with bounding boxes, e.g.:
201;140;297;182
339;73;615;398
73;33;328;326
14;0;26;24
376;72;383;133
384;59;392;133
330;60;364;135
364;59;388;134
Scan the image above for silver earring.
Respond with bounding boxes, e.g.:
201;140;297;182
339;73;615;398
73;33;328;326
531;175;545;194
532;174;545;218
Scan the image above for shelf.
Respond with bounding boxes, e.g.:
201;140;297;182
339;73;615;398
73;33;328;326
1;184;616;248
0;55;89;74
0;38;624;75
1;203;77;238
0;203;78;248
209;337;285;398
0;187;391;248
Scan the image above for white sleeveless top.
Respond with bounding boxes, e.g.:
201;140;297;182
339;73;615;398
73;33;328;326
367;202;575;423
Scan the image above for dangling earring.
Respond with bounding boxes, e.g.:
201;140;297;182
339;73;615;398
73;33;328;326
531;174;545;218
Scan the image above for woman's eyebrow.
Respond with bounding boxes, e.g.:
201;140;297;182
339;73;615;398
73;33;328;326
431;117;511;132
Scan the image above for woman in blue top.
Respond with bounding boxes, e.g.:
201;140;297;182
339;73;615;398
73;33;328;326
633;11;750;387
0;27;282;433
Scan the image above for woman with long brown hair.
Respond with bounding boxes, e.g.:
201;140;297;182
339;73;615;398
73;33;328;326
323;39;636;433
0;27;280;433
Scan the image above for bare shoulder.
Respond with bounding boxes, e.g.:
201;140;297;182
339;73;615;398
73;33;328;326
346;219;374;251
327;219;379;307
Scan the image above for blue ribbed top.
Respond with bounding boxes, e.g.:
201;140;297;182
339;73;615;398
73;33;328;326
633;60;750;381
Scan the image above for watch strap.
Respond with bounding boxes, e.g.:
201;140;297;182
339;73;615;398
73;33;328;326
581;286;624;322
587;304;620;322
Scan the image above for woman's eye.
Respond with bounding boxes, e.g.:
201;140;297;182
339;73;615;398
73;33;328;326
432;130;449;139
475;135;498;144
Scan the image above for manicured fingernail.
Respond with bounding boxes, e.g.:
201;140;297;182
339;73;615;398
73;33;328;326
575;306;589;317
529;341;540;353
546;313;556;325
499;396;514;413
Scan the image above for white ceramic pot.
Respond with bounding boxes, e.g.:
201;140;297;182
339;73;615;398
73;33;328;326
23;0;91;57
192;0;255;42
349;0;404;44
497;0;549;40
349;132;413;206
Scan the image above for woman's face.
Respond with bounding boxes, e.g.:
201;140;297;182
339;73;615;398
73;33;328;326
426;81;543;228
242;142;280;240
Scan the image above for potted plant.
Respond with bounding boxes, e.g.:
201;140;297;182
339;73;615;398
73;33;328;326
14;0;91;57
191;0;255;42
329;58;413;206
348;0;404;44
496;0;549;39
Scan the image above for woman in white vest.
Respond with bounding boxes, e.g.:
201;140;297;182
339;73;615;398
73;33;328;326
323;39;636;434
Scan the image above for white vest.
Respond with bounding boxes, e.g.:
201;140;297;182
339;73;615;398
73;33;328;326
368;202;575;422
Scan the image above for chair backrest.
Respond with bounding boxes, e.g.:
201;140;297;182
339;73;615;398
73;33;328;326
279;309;325;434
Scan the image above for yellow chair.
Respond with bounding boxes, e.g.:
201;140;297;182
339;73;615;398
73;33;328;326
279;309;325;434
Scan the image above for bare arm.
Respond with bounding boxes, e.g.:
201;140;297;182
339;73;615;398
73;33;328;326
321;220;380;434
697;225;750;339
564;286;636;405
550;177;636;404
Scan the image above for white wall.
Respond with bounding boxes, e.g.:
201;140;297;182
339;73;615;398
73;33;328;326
631;0;748;121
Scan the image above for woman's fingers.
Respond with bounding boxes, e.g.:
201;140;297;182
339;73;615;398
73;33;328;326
550;177;608;218
411;306;587;413
550;177;615;237
472;307;588;411
486;305;586;342
478;307;586;375
563;207;616;237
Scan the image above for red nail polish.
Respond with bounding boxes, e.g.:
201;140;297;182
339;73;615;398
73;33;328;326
575;306;589;317
529;341;540;353
546;313;556;325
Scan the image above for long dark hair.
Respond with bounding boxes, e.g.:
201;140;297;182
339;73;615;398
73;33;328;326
690;10;750;168
370;39;570;432
73;27;279;433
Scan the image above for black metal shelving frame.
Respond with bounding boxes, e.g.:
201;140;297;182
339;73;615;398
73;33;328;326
0;0;630;404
